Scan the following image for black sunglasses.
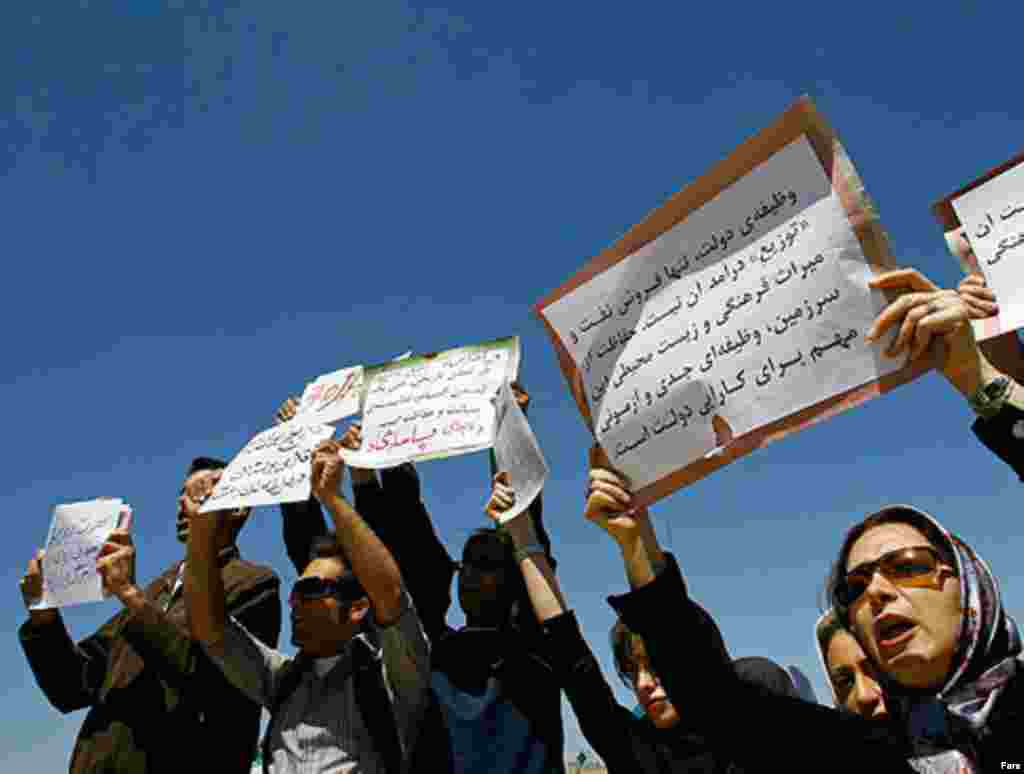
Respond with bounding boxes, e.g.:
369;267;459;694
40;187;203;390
289;576;365;607
837;545;948;607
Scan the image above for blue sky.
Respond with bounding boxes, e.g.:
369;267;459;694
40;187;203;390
4;0;1023;767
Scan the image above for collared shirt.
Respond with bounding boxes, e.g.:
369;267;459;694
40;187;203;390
205;587;429;774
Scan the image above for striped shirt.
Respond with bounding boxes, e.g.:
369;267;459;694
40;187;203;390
206;588;430;774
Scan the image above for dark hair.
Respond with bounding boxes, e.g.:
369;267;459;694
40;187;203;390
187;456;227;477
610;619;641;687
462;527;531;630
825;505;957;625
308;532;350;566
816;610;845;656
305;533;366;602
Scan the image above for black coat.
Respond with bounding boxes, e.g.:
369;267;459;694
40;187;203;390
541;554;917;774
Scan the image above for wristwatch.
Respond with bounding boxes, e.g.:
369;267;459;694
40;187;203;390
968;376;1011;420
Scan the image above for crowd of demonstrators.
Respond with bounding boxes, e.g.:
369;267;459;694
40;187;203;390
18;458;280;774
275;385;567;774
18;264;1024;774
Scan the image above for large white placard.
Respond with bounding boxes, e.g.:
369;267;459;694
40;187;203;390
542;136;901;489
341;338;519;468
201;422;335;512
33;499;124;609
951;162;1024;333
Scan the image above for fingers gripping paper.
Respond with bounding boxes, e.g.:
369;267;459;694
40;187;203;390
491;382;549;524
932;151;1024;342
535;98;920;505
33;499;127;609
201;422;335;512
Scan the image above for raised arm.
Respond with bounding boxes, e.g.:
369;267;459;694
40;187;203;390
18;549;116;713
586;452;916;771
340;425;454;642
311;439;404;625
484;472;565;623
869;269;1024;478
273;397;332;573
484;471;637;771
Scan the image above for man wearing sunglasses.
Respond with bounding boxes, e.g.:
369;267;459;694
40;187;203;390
185;439;430;774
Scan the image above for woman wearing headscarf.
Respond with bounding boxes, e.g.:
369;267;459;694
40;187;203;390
827;505;1021;773
824;268;1024;771
816;609;891;721
484;461;918;774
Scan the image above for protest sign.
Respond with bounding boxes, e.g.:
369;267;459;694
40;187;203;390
491;381;549;524
535;97;925;505
201;422;335;512
933;150;1024;340
340;337;520;468
292;366;363;426
33;499;125;609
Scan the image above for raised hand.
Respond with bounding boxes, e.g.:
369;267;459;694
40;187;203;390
866;269;972;361
311;439;346;503
20;549;45;610
96;529;137;601
484;471;516;523
274;395;301;425
584;445;644;549
958;273;999;320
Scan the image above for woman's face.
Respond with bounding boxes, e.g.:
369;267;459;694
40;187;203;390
826;629;889;721
627;638;680;730
846;523;961;691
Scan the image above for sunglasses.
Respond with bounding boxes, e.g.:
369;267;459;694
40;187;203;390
289;576;365;607
837;545;949;607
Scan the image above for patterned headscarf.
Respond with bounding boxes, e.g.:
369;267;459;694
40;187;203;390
838;506;1021;774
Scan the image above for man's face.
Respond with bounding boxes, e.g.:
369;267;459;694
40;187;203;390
826;629;889;721
627;638;679;729
846;523;961;691
176;469;221;543
457;536;510;625
290;558;367;657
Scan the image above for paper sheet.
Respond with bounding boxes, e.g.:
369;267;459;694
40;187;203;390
491;382;549;524
293;366;363;426
342;337;520;468
33;499;124;609
201;422;335;512
951;162;1024;333
541;135;901;490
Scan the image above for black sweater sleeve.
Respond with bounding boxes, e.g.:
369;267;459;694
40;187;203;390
609;555;916;773
364;463;455;646
540;610;636;774
972;402;1024;480
280;498;329;575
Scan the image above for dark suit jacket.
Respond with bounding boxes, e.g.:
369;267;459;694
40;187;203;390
19;546;280;774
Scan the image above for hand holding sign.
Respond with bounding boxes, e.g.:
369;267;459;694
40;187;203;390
584;445;644;549
866;269;986;396
95;529;137;602
311;439;347;504
274;396;301;425
484;472;516;522
958;273;1000;320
